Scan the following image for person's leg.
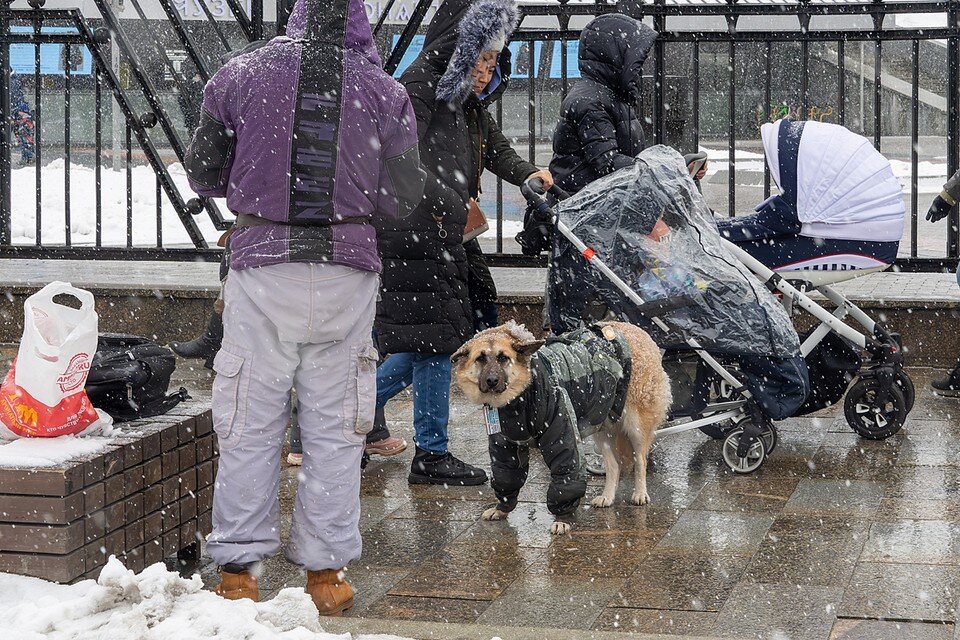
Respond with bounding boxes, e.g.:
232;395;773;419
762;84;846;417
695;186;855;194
170;249;229;365
411;354;452;454
284;264;378;613
207;267;300;593
407;354;487;485
287;404;303;465
375;353;416;408
364;406;408;456
932;266;960;395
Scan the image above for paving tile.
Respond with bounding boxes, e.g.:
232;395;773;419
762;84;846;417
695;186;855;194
575;504;681;535
861;521;960;565
612;550;747;612
593;608;721;636
355;518;472;570
809;445;901;481
475;566;623;629
448;502;557;549
743;515;869;587
839;562;960;623
360;595;489;624
341;567;410;617
885;468;960;500
533;530;660;579
714;583;843;640
688;474;800;513
875;498;960;522
655;511;776;557
830;619;954;640
783;478;887;517
387;497;486;522
388;541;541;601
358;496;407;531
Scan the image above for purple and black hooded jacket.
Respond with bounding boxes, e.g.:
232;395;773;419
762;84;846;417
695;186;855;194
184;0;424;272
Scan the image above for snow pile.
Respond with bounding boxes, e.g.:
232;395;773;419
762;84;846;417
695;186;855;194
9;160;228;247
0;557;403;640
0;433;115;467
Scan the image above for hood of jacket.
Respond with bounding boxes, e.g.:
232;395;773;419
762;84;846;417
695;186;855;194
285;0;381;66
578;13;656;102
433;0;519;103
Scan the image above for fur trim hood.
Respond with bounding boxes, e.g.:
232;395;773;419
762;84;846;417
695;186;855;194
436;0;519;103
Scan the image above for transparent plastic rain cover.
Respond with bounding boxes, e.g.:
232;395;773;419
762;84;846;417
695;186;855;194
548;145;801;358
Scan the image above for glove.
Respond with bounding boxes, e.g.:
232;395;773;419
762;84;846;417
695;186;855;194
926;194;957;223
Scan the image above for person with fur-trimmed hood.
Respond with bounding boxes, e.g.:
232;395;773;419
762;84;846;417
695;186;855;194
374;0;552;486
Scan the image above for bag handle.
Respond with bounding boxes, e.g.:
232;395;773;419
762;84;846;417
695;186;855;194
24;282;96;360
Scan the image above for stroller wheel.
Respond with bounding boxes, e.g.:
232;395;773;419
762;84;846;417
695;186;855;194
895;370;916;413
844;378;907;440
721;426;767;474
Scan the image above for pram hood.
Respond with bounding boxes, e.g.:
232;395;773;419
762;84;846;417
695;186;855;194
551;145;800;359
761;119;905;242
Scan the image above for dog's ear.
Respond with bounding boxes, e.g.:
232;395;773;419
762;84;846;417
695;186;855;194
513;339;545;359
451;343;471;367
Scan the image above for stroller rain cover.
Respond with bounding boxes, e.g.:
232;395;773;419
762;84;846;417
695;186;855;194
547;145;808;420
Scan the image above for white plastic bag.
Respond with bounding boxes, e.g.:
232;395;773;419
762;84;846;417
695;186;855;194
0;282;112;438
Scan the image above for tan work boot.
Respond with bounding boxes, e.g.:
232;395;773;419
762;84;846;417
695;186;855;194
213;568;260;602
306;568;354;616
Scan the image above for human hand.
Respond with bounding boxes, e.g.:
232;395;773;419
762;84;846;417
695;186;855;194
927;195;956;223
527;169;554;190
687;158;709;181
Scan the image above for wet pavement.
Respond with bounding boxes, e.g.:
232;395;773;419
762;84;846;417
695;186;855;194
167;362;960;640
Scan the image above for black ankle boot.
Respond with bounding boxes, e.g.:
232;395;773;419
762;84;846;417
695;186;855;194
170;312;223;365
932;358;960;397
408;446;488;486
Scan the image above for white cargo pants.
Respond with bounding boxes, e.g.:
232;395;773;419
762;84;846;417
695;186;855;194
206;262;378;571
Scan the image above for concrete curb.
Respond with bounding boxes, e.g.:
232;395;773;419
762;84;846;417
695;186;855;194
320;616;737;640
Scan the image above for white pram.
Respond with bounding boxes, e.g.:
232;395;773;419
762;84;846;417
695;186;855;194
525;134;913;474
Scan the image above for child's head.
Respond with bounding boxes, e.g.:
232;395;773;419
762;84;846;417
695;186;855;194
471;50;499;97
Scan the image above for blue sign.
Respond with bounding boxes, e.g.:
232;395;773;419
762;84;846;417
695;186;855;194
9;26;93;76
390;34;426;77
549;41;580;79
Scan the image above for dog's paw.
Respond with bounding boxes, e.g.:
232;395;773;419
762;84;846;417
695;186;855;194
481;507;509;521
591;495;614;508
550;521;572;535
631;491;651;506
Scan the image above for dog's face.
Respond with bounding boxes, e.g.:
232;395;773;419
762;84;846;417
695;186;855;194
452;323;544;408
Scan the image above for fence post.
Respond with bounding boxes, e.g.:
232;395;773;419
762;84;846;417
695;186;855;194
0;2;11;246
948;0;959;258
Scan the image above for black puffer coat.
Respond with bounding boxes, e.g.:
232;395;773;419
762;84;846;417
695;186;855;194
549;14;657;194
376;0;535;354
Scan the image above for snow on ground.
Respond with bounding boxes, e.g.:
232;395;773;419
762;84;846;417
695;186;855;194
11;160;522;248
10;160;228;248
0;557;413;640
0;432;114;467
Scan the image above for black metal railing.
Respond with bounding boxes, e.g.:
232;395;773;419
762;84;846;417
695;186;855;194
1;0;959;272
0;5;233;258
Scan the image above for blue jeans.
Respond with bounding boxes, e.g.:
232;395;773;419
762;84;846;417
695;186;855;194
376;353;451;454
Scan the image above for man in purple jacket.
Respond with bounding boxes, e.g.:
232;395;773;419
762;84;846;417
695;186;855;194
184;0;423;615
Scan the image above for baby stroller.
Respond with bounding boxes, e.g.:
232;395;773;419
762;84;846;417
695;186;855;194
521;141;912;474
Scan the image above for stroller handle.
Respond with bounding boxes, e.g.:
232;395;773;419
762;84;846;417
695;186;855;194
521;177;570;207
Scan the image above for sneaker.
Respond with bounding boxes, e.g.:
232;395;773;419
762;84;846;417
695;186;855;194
286;452;303;466
365;436;408;457
408;446;488;486
585;452;606;476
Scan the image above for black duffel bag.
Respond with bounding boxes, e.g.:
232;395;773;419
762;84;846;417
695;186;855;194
85;334;189;422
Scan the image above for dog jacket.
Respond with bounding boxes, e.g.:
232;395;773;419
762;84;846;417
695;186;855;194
489;326;632;516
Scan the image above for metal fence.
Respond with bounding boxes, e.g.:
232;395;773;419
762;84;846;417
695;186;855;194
1;0;958;271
